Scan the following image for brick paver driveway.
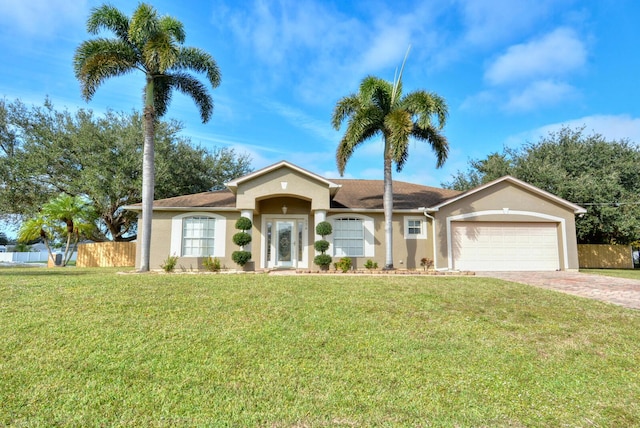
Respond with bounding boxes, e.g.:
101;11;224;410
475;271;640;310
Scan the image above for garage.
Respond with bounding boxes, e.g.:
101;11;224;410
452;221;560;271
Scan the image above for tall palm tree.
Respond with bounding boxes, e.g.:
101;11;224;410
332;73;448;269
73;3;221;271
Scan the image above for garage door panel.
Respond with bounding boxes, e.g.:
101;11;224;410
452;222;559;271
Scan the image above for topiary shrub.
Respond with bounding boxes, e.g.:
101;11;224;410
232;216;253;268
314;239;330;253
315;221;332;237
232;232;252;247
314;254;332;269
314;221;333;270
232;250;252;267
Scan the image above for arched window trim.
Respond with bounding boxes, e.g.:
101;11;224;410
170;213;226;257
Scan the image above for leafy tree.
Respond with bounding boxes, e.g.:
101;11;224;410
18;194;97;266
0;232;7;246
332;70;449;269
74;3;221;271
443;127;640;244
0;99;251;241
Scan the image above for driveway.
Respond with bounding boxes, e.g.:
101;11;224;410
475;271;640;310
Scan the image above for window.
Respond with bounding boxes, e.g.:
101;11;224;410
333;217;364;256
182;216;216;256
405;217;427;239
170;213;226;258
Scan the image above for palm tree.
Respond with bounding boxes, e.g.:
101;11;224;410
18;194;97;267
332;73;448;269
73;3;221;271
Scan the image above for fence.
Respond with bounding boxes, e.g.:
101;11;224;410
0;251;77;263
577;244;633;269
76;241;136;267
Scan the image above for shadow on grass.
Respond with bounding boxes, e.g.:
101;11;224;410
0;266;122;277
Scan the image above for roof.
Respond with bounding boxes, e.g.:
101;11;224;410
125;180;461;211
331;179;461;210
427;175;587;214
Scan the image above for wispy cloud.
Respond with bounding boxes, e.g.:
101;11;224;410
264;101;337;143
506;114;640;146
504;79;578;112
485;27;587;85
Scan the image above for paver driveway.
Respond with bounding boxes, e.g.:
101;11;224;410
475;271;640;310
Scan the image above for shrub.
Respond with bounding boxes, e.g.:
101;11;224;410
235;216;252;231
313;254;332;269
315;221;332;237
232;250;252;267
420;257;434;271
232;232;252;247
160;255;178;273
202;256;221;272
314;239;330;253
335;257;352;273
364;259;378;270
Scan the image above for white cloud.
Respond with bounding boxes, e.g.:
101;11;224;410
504;80;577;112
459;0;558;48
506;115;640;146
0;0;87;36
264;101;338;144
485;27;587;86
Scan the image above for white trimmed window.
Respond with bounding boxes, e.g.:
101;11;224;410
328;215;375;257
405;216;427;239
171;213;226;257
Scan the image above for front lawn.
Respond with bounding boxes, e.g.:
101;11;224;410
581;268;640;281
1;268;639;427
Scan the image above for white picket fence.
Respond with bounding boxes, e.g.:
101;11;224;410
0;251;77;263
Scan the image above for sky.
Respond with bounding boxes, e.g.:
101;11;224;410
1;0;640;190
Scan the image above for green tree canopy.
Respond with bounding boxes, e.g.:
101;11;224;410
332;72;449;269
443;127;640;245
0;98;251;241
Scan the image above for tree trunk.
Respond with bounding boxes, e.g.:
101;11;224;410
383;139;394;270
139;79;156;272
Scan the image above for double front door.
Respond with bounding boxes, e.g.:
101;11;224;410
265;218;307;268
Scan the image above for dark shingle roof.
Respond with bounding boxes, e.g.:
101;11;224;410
330;179;461;210
143;180;461;210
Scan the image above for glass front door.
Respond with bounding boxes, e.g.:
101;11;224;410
276;221;294;267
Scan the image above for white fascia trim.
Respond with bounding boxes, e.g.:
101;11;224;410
445;210;568;271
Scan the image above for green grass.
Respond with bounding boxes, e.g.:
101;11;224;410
1;268;639;427
581;268;640;280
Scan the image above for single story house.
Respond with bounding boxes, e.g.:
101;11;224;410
127;160;586;272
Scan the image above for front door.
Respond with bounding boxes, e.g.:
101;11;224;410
276;220;294;267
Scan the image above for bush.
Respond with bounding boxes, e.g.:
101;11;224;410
160;255;178;273
420;257;434;271
235;216;252;231
202;256;221;272
335;257;352;273
232;232;252;247
232;250;252;267
314;254;332;269
315;221;332;237
314;239;330;253
364;259;378;270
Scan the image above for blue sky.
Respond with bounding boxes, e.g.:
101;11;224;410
1;0;640;189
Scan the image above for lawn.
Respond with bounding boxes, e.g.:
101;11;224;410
1;268;639;427
581;268;640;281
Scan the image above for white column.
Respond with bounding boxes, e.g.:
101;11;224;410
314;210;327;243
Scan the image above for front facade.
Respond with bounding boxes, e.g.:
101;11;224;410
130;161;586;272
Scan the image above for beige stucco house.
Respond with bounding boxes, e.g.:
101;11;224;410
128;161;586;272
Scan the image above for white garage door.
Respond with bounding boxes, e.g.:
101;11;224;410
452;222;560;271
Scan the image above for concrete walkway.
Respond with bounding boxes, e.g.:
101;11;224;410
476;271;640;310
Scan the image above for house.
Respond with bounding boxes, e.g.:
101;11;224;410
127;161;586;272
